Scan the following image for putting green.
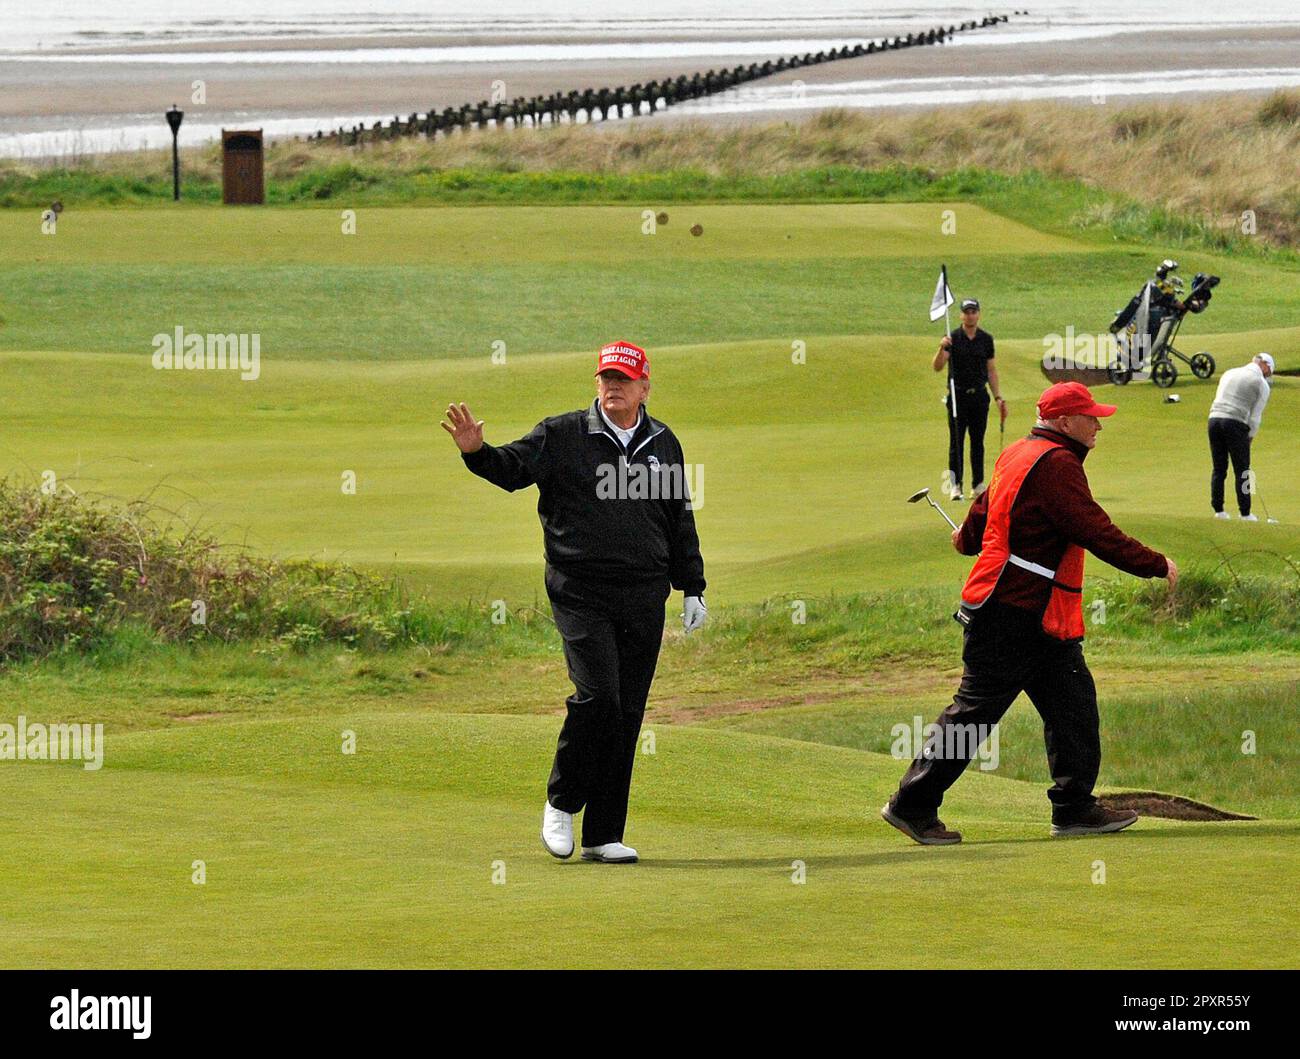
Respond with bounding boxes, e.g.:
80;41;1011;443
7;203;1084;267
1;712;1293;969
2;204;1294;360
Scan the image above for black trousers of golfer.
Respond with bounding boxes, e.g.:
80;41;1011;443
545;564;670;847
948;387;990;491
1208;417;1253;516
894;600;1101;820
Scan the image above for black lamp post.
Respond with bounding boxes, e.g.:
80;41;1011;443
165;105;184;201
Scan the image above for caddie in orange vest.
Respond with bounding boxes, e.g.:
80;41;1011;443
882;382;1179;843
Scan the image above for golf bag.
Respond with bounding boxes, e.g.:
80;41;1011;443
1107;259;1220;389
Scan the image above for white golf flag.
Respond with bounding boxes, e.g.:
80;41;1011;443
929;265;953;322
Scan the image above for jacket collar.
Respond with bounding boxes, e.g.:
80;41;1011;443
1031;425;1090;462
594;399;642;437
586;398;663;451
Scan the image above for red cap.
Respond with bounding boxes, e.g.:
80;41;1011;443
1037;381;1116;419
595;341;649;380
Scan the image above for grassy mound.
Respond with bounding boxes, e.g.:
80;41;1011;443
0;480;430;659
3;477;1296;666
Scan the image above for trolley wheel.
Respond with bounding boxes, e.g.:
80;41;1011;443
1191;352;1216;379
1108;364;1132;386
1152;360;1178;389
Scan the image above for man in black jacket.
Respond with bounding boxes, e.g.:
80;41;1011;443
441;340;706;864
933;298;1007;501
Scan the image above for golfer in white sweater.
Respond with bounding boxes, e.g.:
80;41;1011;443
1208;353;1273;520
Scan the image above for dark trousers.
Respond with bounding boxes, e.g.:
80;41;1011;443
1208;417;1252;516
893;601;1101;822
948;388;990;490
544;564;669;847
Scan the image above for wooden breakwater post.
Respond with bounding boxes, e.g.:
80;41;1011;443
308;14;1019;147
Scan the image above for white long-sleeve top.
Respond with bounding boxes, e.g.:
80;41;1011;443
1208;361;1271;438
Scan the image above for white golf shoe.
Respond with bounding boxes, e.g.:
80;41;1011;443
972;481;988;497
580;842;638;864
541;802;574;859
1214;511;1231;520
1241;514;1259;522
950;488;964;502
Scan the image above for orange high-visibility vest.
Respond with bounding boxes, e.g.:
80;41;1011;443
961;435;1086;641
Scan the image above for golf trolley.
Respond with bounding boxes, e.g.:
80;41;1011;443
1107;259;1220;389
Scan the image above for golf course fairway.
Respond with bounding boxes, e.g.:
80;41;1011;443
0;200;1294;968
1;712;1293;968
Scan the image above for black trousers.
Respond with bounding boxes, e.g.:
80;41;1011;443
544;564;669;847
893;601;1101;822
1208;417;1252;516
947;387;990;490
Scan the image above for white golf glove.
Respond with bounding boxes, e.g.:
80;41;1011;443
683;595;708;634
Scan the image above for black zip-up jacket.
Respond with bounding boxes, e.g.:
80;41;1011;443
460;399;706;596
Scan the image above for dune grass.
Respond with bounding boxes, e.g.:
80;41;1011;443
3;93;1297;254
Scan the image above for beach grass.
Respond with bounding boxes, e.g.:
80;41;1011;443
3;92;1298;254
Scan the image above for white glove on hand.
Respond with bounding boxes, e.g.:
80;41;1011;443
683;596;708;634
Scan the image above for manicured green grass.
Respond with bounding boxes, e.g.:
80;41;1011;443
2;712;1294;968
1;332;1294;603
3;158;1294;262
701;675;1300;821
3;202;1295;359
1;198;1296;967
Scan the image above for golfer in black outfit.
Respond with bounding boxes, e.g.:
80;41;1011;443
441;340;706;864
933;298;1006;501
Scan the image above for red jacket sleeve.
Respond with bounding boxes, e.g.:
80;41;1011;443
1039;451;1169;578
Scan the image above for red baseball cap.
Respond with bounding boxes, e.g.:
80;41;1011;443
1037;381;1116;419
595;340;649;380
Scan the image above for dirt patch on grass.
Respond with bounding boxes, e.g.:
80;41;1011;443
1100;791;1257;821
1040;360;1113;387
653;688;858;724
651;666;954;725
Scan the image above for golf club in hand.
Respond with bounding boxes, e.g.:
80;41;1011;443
906;487;959;531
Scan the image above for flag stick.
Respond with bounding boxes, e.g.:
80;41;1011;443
944;268;954;444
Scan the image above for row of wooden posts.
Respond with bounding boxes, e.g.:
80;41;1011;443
308;14;1019;146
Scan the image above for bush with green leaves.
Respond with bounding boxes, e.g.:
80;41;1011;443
0;481;435;660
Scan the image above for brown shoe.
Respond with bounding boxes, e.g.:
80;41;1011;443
880;802;962;845
1051;804;1139;837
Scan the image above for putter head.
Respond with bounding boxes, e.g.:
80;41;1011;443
906;488;931;504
